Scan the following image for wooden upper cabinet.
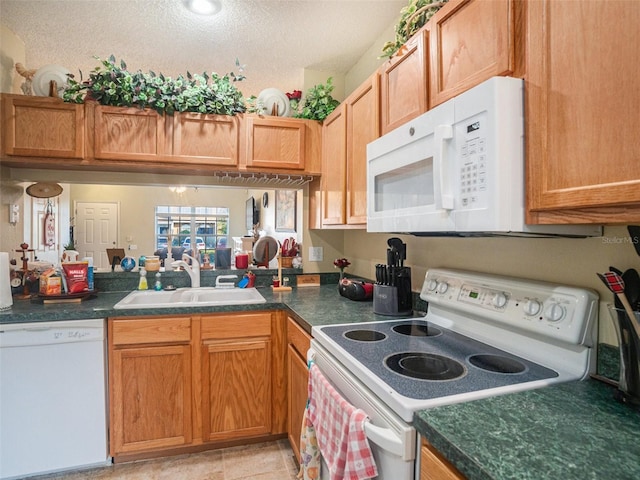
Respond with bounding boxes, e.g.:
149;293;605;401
380;29;428;134
346;74;379;225
526;0;640;224
429;0;519;107
2;94;85;159
169;113;239;166
243;115;306;171
92;104;166;161
321;105;347;225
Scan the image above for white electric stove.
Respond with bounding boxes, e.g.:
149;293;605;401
310;268;599;480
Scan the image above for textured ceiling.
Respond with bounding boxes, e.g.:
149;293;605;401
0;0;405;98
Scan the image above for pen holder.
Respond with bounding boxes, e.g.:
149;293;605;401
607;305;640;406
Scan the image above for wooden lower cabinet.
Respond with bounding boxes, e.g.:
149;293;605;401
108;312;286;460
286;317;312;461
201;313;273;442
420;439;465;480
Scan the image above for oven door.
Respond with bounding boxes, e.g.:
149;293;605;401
310;341;417;480
366;100;456;234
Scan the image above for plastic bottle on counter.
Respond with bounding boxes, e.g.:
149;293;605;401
138;268;148;290
154;272;162;291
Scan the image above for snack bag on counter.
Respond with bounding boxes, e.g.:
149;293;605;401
61;261;89;294
39;268;62;295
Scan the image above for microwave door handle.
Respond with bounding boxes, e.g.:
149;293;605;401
434;124;454;210
364;422;404;458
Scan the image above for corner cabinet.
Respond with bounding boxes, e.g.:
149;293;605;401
1;94;85;159
241;115;322;174
287;317;311;461
428;0;521;107
320;73;379;227
526;0;640;224
108;311;286;462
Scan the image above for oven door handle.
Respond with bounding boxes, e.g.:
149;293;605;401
364;422;404;457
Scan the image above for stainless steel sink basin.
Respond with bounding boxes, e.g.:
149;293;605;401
113;287;266;309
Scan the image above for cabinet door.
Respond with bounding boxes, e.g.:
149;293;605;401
380;29;428;134
321;105;347;225
93;105;166;161
2;94;84;158
286;317;312;460
346;74;379;225
170;113;239;166
429;0;517;107
244;116;306;170
110;344;193;455
201;338;272;442
420;440;465;480
526;0;640;223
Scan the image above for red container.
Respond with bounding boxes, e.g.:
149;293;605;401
235;253;249;269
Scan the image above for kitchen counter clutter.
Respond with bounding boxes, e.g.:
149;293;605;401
415;380;640;480
0;281;393;329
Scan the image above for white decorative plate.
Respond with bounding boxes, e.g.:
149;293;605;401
32;64;71;97
257;88;291;117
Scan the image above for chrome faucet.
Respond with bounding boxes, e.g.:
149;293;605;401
171;254;200;288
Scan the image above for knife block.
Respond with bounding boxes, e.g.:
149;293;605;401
373;267;412;316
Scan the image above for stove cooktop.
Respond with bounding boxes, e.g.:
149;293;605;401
314;318;558;402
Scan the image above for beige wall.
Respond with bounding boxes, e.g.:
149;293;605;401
341;227;639;345
0;25;25;94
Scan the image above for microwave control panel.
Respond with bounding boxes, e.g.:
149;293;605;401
458;116;488;210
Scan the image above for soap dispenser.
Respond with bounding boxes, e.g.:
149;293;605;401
138;268;148;290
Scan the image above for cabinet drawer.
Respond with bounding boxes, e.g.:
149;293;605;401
420;439;465;480
110;317;191;346
201;312;271;340
287;317;311;358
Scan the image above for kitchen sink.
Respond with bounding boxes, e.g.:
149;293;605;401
113;287;266;309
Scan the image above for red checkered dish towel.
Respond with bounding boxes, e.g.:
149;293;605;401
307;363;378;480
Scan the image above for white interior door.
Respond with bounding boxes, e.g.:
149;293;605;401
75;202;119;270
29;197;60;265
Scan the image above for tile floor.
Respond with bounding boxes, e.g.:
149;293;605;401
34;440;299;480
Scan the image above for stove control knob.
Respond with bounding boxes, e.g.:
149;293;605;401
426;279;438;292
436;282;449;294
523;299;542;316
492;292;508;308
544;303;565;322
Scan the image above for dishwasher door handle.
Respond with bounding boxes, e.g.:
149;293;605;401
364;422;404;457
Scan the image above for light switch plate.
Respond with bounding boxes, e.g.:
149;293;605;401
308;246;323;262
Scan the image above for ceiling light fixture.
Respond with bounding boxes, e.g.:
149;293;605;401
182;0;222;16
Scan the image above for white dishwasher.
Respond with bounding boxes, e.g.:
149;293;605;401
0;318;109;479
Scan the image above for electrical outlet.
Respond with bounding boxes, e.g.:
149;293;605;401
128;244;137;250
308;246;323;262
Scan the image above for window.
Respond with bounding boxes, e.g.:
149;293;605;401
155;206;229;254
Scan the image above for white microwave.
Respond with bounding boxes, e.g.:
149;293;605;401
366;76;601;237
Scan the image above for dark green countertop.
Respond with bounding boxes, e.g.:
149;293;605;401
0;284;410;332
415;380;640;480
